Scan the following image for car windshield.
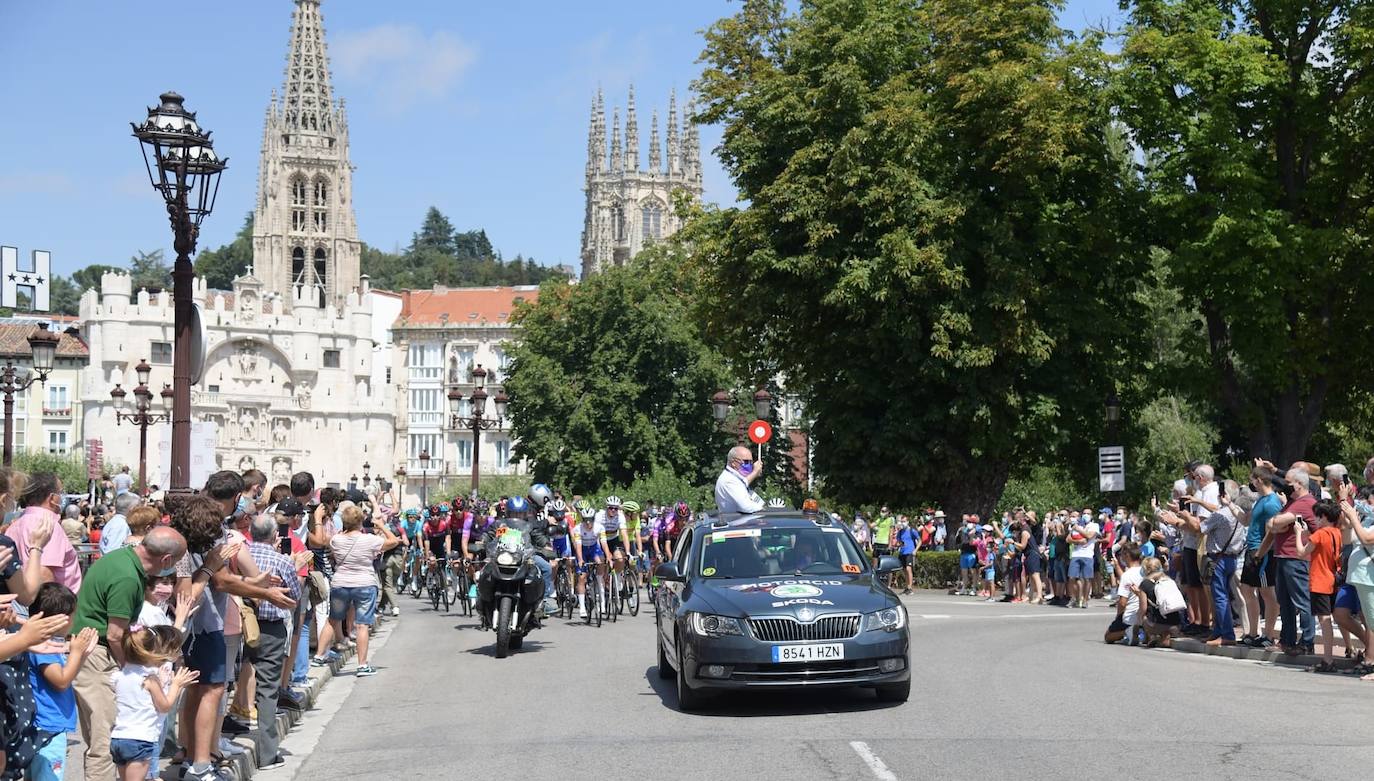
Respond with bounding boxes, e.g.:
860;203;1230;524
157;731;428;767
697;525;868;578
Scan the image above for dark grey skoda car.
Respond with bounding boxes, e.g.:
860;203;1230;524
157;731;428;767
654;511;910;711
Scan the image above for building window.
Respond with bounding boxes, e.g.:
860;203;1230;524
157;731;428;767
13;396;26;449
151;342;172;365
292;246;305;284
47;430;68;455
322;350;341;369
495;440;510;468
611;205;626;241
313;177;330;233
45;384;69;414
208;385;220;394
408;343;442;381
493;348;512;374
291;177;307;206
454;439;472;469
641;204;663;241
312;247;328;305
385;367;391;384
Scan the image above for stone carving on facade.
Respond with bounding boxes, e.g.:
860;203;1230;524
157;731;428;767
272;457;292;484
239;289;258;323
238;408;259;442
272;418;290;448
205;414;226;446
239;455;256;472
448;355;460;384
296;381;312;409
238;343;260;377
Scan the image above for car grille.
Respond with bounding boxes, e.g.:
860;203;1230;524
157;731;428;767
749;615;860;642
729;660;886;683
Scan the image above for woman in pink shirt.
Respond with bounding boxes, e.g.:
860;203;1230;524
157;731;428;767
9;473;82;593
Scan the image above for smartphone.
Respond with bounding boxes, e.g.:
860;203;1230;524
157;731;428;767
278;522;290;539
278;537;292;555
1344;474;1354;486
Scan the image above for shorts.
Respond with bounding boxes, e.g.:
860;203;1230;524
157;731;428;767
29;730;66;780
1336;584;1363;615
899;553;914;568
1147;608;1182;627
183;630;228;685
873;544;891;557
329;584;379;626
1023;551;1042;575
1068;557;1093;580
960;553;977;570
552;537;571;558
982;566;995;581
110;738;156;766
1179;549;1203;587
1311;591;1334;617
606;536;626;555
578;544;604;564
1240;551;1265;588
224;632;243;685
1050;559;1068;583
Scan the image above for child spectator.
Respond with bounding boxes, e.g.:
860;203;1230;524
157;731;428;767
111;626;198;781
1105;543;1143;644
1298;499;1343;671
976;526;995;600
26;582;99;781
895;517;918;595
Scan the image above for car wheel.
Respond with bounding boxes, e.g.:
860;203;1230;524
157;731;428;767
875;678;910;703
656;620;674;679
675;636;706;712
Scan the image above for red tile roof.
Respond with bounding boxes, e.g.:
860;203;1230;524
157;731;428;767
395;286;539;327
0;324;87;358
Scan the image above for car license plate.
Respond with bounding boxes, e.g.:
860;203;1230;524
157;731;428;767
771;643;844;663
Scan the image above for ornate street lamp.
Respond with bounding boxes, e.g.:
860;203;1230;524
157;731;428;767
418;449;431;506
132;91;226;492
448;364;508;494
110;361;172;495
753;387;773;420
1;325;59;466
362;461;371;487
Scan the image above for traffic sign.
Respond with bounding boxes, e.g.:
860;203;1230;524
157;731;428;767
748;420;773;445
1098;446;1125;492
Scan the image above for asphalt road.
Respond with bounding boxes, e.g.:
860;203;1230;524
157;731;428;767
266;590;1374;781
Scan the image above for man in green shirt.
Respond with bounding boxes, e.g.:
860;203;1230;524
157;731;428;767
872;506;897;564
72;525;189;781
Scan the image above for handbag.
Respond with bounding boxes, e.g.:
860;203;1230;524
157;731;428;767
306;570;329;607
239;599;260;648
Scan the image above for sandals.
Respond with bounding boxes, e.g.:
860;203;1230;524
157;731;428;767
1312;660;1338;673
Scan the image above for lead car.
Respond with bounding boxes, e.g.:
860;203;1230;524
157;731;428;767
654;509;911;712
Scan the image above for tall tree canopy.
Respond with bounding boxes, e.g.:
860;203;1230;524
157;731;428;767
194;212;254;290
691;0;1148;514
362;207;565;290
1116;0;1374;465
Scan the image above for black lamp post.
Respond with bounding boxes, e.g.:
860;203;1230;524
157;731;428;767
709;387;772;443
1105;392;1121;440
418;450;431;506
110;359;172;495
362;461;371;487
131;92;226;493
395;465;407;504
448;364;508;495
1;325;59;466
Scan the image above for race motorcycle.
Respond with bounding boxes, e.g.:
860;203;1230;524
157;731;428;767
476;525;544;658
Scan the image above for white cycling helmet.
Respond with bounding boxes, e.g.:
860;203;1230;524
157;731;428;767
550;499;567;513
580;505;596;520
767;497;787;508
604;495;623;508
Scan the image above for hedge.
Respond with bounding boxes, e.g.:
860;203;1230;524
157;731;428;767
910;551;961;589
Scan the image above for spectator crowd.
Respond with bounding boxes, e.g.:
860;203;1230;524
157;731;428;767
0;464;401;781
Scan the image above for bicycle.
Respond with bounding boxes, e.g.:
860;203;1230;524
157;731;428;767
427;559;449;613
448;557;472;617
578;560;602;627
554;558;576;619
411;553;429;598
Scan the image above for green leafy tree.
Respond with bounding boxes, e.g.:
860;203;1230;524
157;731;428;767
1131;395;1220;505
409;207;457;255
505;250;732;492
69;264;120;293
691;0;1148;516
128;249;171;291
1116;0;1374;464
194;212;254;290
45;275;80;316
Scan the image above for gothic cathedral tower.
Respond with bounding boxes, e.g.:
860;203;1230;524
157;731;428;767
580;87;703;278
252;0;361;307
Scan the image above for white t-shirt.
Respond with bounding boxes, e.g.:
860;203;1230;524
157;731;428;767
1070;522;1099;559
111;662;173;742
1184;481;1219;549
1117;566;1144;626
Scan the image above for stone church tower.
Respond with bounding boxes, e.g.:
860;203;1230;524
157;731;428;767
580;87;703;278
251;0;362;307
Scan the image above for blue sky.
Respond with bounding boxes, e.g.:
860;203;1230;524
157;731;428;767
0;0;1119;280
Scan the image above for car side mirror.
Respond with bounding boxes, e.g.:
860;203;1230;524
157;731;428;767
655;562;683;582
876;555;901;574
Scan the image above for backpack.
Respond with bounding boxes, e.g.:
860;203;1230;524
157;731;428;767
1155;577;1186;615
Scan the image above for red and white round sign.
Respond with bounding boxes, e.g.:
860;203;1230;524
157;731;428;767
747;420;773;444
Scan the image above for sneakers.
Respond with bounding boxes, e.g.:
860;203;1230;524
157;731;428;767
278;690;305;710
259;755;287;770
218;737;247;756
227;704;257;728
310;650;341;667
356;664;378;677
185;763;234;781
579;607;589;618
220;715;250;736
390;606;400;617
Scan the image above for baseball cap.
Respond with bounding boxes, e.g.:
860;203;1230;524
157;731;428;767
981;524;993;531
345;488;369;505
277;498;305;517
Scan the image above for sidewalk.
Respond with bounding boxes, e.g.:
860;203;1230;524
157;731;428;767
64;617;395;780
1165;634;1367;674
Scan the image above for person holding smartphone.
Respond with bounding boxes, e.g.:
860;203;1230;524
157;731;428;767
1256;467;1319;656
245;515;308;770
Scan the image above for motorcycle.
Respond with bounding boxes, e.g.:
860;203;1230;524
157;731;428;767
475;526;544;657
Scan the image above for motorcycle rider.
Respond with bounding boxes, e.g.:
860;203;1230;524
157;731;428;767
524;484;559;615
478;494;555;619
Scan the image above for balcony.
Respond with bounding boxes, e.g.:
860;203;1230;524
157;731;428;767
407;411;443;427
192;391;304;410
406;458;445;475
42;407;72;419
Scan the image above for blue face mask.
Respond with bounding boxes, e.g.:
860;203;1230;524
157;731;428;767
155;563;177;577
738;462;754;476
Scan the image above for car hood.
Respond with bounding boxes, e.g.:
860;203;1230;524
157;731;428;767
691;574;894;617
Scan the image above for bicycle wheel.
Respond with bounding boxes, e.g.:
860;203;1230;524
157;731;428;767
626;567;641;617
429;570;440;612
589;572;602;627
440;568;450;612
454;565;472;617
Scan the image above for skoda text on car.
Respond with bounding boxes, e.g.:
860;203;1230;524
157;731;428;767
653;510;910;711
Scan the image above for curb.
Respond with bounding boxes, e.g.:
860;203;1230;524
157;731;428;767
208;617;394;781
1167;636;1360;671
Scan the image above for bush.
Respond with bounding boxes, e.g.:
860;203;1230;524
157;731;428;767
13;451;90;494
911;551;961;589
592;468;714;510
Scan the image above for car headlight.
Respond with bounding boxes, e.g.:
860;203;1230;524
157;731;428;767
496;551;517;567
690;612;744;638
863;606;906;632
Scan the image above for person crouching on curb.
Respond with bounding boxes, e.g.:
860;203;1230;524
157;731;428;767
1136;556;1187;647
1105;543;1143;645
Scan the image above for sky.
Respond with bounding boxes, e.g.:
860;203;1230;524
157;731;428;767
0;0;1120;280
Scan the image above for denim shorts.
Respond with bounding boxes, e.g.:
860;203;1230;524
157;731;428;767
329;584;379;626
183;630;228;684
110;737;156;765
1068;557;1094;579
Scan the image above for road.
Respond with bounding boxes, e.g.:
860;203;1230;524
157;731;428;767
268;590;1373;781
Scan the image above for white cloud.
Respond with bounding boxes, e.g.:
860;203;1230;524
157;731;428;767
332;25;476;110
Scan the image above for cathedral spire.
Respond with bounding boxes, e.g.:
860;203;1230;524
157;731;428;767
648;109;661;172
586;89;605;176
281;0;336;134
610;107;623;172
683;100;701;184
666;89;680;175
625;85;639;173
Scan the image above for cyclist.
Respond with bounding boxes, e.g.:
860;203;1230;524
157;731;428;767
421;503;451;592
400;508;424;588
621;500;644;594
596;496;629;584
658;500;692;561
547;499;574;606
573;503;611;619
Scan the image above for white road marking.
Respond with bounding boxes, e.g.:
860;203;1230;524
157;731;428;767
911;612;1104;620
850;741;898;781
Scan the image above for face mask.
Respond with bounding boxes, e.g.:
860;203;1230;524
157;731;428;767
237;495;252;514
150;582;174;604
738;462;754;476
155;563;177;577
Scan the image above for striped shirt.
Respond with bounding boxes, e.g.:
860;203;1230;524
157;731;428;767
248;542;302;622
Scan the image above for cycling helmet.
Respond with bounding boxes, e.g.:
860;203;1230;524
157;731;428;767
508;496;529;514
579;505;596;520
428;504;441;517
439;502;451;515
766;497;787;508
604;495;623;508
576;499;592;515
528;483;553;509
674;501;690;517
550;498;567;514
621;500;640;514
